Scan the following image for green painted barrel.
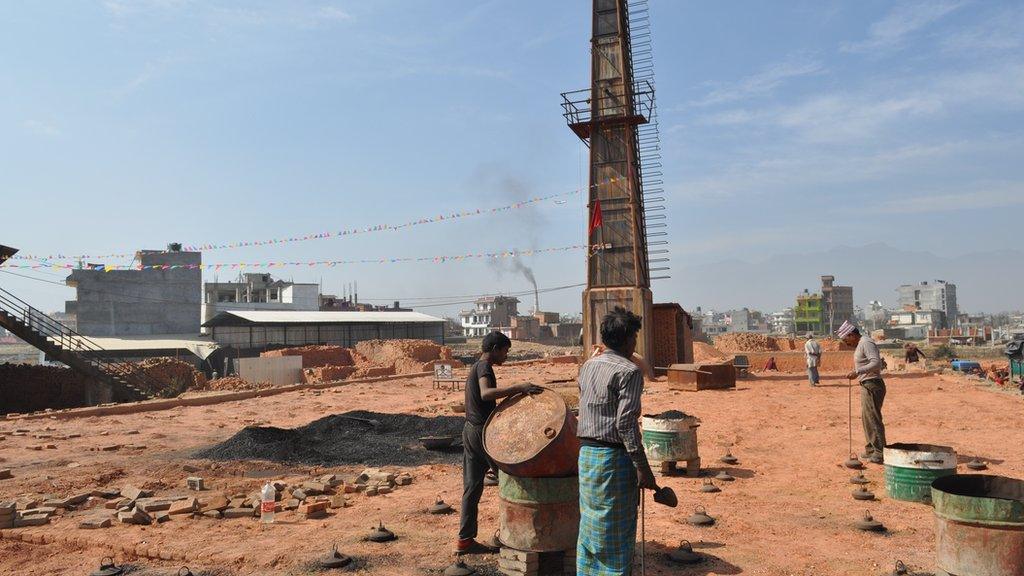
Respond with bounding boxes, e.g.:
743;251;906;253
641;415;698;463
498;472;579;552
932;474;1024;575
883;443;957;503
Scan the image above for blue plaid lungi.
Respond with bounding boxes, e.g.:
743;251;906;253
577;445;638;576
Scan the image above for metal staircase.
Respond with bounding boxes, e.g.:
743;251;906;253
0;286;153;402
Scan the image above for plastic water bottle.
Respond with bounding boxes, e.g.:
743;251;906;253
260;482;275;523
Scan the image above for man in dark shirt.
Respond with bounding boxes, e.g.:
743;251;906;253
457;331;539;555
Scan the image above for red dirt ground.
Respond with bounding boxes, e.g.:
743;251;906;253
0;361;1021;575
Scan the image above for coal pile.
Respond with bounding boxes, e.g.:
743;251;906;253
194;410;464;466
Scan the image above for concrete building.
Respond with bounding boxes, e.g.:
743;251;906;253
725;308;766;333
898;280;958;329
65;245;201;337
460;296;519;338
202;273;319;327
821;275;855;335
770;308;795;335
795;291;824;335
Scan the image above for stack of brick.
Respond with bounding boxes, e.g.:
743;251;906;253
498;548;576;576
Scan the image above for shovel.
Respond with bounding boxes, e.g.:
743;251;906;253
652;483;678;508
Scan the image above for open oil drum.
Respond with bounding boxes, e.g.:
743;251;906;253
932;474;1024;576
883;443;957;503
483;387;580;478
497;471;580;552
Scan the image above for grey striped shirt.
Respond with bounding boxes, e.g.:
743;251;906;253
577;350;649;469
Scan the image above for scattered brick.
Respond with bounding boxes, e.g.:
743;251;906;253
121;486;152;502
79;517;112;529
223;508;253;519
0;470;11;480
202;510;223;519
299;501;328;519
15;515;50;527
168;498;198;515
186;477;204;491
155;512;170;523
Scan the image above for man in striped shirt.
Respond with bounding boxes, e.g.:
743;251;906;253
576;307;656;575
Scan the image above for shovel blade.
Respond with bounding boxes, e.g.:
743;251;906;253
653;486;678;508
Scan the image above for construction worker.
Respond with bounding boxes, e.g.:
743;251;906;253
838;321;887;464
456;331;539;555
576;307;657;575
904;342;927;366
805;332;822;386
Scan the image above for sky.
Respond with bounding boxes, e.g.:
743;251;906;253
1;0;1021;318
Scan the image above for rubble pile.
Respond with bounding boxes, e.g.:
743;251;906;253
125;358;207;397
199;376;272;392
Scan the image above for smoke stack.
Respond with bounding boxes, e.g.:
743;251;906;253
534;288;540;315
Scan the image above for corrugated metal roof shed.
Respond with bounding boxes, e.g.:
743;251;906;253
202;310;443;327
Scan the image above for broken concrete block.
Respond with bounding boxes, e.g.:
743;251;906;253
202;510;223;519
343;484;357;494
328;495;349;509
223;507;253;519
21;507;57;518
364;486;378;497
91;489;120;499
199;495;229;512
15;515;50;527
186;477;204;491
155;512;170;523
271;480;287;492
42;498;71;509
396;474;413;486
138;500;172;513
117;508;152;525
67;492;91;505
284;498;300;511
79;517;112;529
105;498;130;510
100;444;122;452
121;485;151;502
377;486;392;495
302;481;327;495
168;498;198;515
319;474;341;487
291;488;308;501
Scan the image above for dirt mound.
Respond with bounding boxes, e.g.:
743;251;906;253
693;342;730;363
194;410;464;466
713;333;781;353
261;345;353;368
126;358;207;397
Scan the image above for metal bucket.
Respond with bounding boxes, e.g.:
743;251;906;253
498;472;579;552
883;443;957;503
641;415;699;463
484;388;580;478
932;474;1024;576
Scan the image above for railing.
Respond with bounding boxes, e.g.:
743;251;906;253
0;286;154;396
561;79;655;129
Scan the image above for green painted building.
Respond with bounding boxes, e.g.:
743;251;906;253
795;291;824;335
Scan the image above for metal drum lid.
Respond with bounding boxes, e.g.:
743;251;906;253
883;443;956;469
483;389;576;468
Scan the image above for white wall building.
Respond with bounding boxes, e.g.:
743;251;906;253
202;274;320;331
459;296;519;338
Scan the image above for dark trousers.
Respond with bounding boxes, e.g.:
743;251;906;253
860;378;887;456
459;421;492;540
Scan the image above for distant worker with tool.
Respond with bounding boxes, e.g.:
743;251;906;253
805;332;822;386
904;342;927;366
838;321;888;464
576;307;657;575
456;331;540;555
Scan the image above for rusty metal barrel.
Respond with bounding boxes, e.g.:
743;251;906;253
932;474;1024;576
497;472;579;552
483;387;580;478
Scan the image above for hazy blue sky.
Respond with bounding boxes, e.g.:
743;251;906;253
1;1;1021;317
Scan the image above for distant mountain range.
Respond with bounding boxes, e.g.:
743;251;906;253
669;243;1022;314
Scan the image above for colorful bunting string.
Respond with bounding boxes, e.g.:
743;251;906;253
2;245;587;272
8;180;622;262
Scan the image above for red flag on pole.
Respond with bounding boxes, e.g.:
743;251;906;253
588;199;603;236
